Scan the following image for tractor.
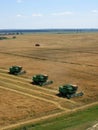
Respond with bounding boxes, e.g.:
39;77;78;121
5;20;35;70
32;74;53;86
59;84;83;99
9;66;26;75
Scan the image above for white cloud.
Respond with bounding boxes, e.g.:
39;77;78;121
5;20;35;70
16;14;22;17
91;10;98;14
16;14;26;18
16;0;23;3
52;11;73;16
16;14;23;17
32;13;43;17
16;13;43;18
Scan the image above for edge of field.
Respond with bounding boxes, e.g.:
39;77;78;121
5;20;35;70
10;104;98;130
0;68;98;130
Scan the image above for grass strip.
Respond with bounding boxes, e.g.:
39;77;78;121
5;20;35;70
13;105;98;130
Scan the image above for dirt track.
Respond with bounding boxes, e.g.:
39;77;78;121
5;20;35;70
0;69;77;104
0;73;98;130
0;70;98;130
0;70;76;129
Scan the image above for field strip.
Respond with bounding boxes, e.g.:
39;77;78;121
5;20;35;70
0;51;98;68
0;75;78;105
0;70;78;104
0;85;69;111
0;76;57;97
69;101;98;112
0;68;58;93
1;110;66;130
0;85;68;130
87;122;98;130
0;76;77;105
1;90;98;130
0;72;57;94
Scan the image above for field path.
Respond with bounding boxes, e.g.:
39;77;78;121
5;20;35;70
0;69;78;104
87;122;98;130
1;86;98;130
0;69;98;130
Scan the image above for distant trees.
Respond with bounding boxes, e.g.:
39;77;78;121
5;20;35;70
0;32;24;40
0;32;23;35
0;36;8;40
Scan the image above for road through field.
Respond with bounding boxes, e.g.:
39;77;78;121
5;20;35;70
87;122;98;130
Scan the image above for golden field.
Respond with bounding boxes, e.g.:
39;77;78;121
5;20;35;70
0;32;98;129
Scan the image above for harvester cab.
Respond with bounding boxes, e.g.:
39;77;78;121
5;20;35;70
32;74;53;86
59;84;83;99
9;66;26;75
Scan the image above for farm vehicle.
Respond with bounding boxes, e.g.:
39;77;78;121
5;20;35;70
9;66;26;75
32;74;53;86
59;84;83;99
8;66;83;99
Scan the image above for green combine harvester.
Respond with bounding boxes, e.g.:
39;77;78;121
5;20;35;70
9;66;26;75
59;84;83;99
32;74;53;86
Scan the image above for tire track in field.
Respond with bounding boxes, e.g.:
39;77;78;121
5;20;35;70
0;69;78;105
0;85;68;130
0;73;72;111
87;122;98;130
0;68;58;94
0;85;68;111
0;51;98;68
0;69;84;130
1;86;98;130
0;77;77;109
1;108;65;130
0;70;98;130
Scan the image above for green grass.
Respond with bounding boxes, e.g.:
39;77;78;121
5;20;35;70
13;105;98;130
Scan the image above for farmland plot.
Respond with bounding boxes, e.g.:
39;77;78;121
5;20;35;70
0;33;98;129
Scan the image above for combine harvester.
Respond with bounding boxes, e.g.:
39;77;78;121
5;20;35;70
32;74;53;86
9;66;26;75
59;84;83;99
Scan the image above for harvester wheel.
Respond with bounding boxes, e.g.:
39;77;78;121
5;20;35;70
66;94;71;99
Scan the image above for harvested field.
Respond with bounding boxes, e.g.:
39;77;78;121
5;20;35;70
0;33;98;102
0;87;59;127
0;32;98;129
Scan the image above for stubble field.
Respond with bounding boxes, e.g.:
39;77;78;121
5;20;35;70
0;32;98;129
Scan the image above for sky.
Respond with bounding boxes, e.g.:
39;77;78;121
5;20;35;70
0;0;98;29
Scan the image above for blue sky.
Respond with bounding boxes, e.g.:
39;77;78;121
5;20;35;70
0;0;98;29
